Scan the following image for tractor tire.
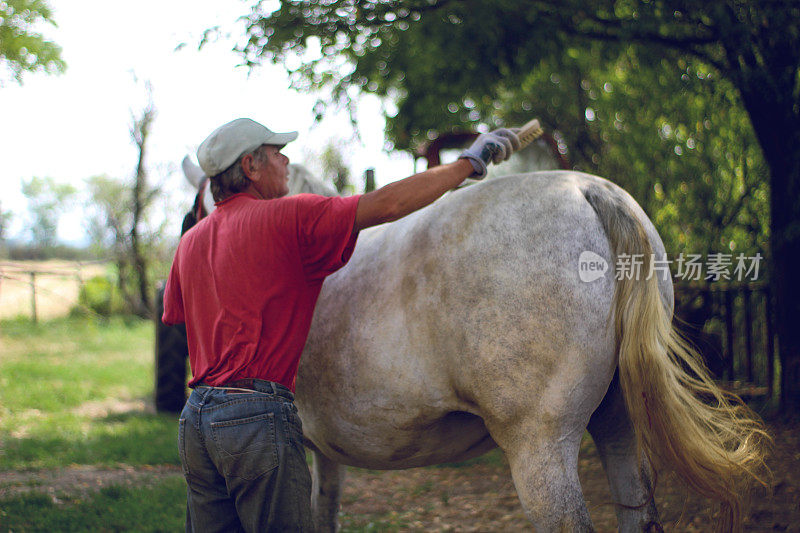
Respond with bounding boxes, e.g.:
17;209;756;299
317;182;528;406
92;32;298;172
154;283;189;413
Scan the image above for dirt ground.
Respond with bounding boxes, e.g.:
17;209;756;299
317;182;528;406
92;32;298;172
338;419;800;532
0;465;182;503
1;420;797;531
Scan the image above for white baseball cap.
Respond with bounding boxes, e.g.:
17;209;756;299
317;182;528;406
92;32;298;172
197;118;298;177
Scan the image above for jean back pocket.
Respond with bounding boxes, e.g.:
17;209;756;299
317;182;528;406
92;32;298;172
210;412;278;480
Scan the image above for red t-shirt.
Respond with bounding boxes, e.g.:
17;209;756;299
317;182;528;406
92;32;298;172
162;192;361;391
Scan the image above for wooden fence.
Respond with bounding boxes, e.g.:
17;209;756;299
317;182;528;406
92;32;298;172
674;281;776;403
0;261;107;322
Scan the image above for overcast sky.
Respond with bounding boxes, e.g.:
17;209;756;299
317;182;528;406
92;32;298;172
1;0;412;244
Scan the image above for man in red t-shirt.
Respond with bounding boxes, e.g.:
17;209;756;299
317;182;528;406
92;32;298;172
164;117;519;532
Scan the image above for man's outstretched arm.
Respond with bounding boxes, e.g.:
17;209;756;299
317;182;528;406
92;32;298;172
354;159;473;231
354;128;519;231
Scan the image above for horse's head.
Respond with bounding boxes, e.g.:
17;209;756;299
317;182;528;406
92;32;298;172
179;156;339;234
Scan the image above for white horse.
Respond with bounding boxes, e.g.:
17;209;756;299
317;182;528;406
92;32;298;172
180;157;767;532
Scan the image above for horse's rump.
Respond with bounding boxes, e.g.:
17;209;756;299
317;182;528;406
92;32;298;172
297;171;623;466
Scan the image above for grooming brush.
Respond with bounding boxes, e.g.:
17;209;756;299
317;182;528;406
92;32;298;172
516;118;544;149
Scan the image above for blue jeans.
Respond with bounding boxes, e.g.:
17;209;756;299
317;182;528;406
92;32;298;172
178;380;312;532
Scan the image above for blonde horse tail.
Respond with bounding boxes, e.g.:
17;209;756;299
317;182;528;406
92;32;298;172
582;181;770;532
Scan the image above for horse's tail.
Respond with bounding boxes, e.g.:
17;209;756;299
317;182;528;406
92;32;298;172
582;181;770;532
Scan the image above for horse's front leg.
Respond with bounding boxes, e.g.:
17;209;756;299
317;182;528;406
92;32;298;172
311;450;346;533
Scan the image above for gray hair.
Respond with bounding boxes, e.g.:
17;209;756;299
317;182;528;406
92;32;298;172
209;146;269;202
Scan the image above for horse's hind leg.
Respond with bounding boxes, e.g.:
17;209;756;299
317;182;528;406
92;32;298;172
498;424;594;532
311;450;345;533
588;372;662;532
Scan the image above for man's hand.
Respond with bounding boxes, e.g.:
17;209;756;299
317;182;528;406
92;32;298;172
458;128;521;179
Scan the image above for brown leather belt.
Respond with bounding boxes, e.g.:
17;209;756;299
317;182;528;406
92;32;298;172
197;379;294;400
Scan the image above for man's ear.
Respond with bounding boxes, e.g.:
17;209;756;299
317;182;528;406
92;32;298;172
240;153;256;182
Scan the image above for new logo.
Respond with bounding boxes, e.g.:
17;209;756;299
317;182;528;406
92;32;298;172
578;251;608;282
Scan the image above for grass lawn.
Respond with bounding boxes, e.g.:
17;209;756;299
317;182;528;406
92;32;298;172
0;316;179;470
0;316;186;530
0;477;187;532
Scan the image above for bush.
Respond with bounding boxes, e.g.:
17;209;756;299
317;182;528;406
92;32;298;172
75;275;126;317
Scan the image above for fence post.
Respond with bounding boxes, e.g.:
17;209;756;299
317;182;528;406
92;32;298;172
364;168;376;193
76;262;84;285
743;286;754;383
765;286;776;404
29;271;38;324
724;290;735;379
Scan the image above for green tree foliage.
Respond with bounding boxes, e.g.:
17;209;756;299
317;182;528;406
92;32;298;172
128;90;158;316
85;175;128;253
20;176;76;248
497;45;768;259
0;200;12;243
238;0;800;411
237;2;771;254
85;174;139;314
84;170;165;319
0;0;65;84
83;83;170;318
316;139;353;194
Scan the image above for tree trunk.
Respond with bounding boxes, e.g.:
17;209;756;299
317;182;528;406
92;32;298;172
130;103;155;319
116;253;136;312
738;84;800;413
772;165;800;413
767;152;800;413
131;156;151;317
